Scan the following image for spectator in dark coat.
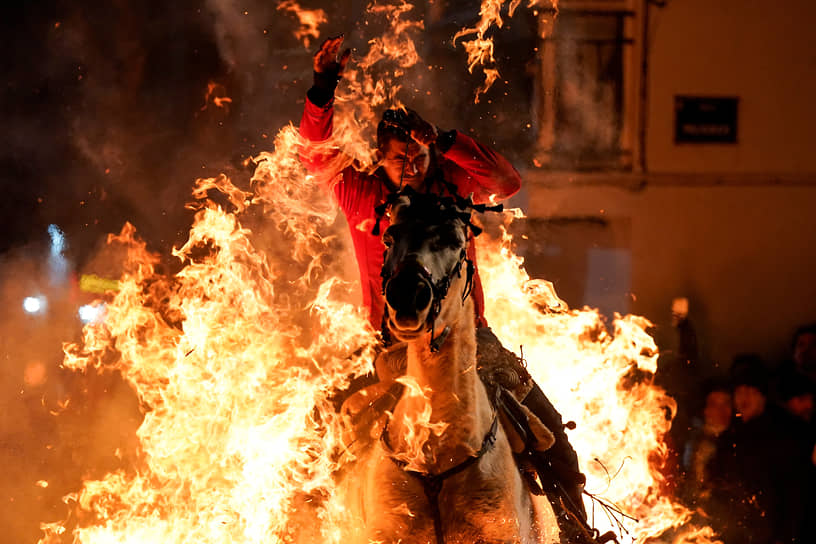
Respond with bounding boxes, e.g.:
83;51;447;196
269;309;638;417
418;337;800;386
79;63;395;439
776;370;816;541
707;354;806;544
791;323;816;382
778;370;815;427
656;297;701;458
680;378;732;508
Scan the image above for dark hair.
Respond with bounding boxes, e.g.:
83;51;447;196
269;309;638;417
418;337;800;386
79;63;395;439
729;353;769;395
702;376;732;398
792;322;816;348
692;376;731;414
377;109;411;149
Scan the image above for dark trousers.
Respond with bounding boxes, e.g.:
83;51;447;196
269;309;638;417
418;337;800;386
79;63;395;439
522;383;587;519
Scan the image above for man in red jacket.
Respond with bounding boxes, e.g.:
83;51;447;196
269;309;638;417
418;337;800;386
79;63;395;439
300;42;520;333
300;36;596;540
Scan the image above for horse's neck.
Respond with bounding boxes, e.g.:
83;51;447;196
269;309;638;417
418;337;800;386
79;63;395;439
404;320;477;416
393;301;493;470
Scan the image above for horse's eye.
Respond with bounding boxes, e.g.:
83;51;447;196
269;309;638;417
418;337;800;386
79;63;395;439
382;234;393;248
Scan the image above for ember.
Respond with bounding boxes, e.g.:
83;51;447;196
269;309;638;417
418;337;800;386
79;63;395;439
35;1;720;543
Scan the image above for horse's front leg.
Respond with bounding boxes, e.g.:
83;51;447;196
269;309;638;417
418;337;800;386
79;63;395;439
440;445;539;544
363;456;437;544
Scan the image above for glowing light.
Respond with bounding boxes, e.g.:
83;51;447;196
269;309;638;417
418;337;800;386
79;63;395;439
78;303;106;324
23;295;46;314
48;224;65;255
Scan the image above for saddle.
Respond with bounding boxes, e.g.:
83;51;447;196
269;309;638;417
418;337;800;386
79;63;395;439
337;334;554;468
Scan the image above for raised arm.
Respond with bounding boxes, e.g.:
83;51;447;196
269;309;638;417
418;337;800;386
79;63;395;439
299;36;351;173
393;108;521;204
439;131;522;204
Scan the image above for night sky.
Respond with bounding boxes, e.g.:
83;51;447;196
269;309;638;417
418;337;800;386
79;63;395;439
1;0;536;267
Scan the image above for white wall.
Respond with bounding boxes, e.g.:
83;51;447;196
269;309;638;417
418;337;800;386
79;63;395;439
646;0;816;173
521;1;816;370
522;180;816;369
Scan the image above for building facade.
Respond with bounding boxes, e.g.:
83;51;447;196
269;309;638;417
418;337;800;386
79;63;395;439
521;0;816;370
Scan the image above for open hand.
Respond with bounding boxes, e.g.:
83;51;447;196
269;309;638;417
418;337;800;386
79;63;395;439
313;35;351;77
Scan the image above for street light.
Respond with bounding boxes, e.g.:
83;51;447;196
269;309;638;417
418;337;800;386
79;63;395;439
78;303;105;324
23;295;47;314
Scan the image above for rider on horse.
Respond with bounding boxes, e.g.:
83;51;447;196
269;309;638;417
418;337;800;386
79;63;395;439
299;36;602;543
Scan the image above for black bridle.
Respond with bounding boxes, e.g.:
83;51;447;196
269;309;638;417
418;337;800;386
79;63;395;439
384;247;475;352
379;193;477;352
375;190;510;543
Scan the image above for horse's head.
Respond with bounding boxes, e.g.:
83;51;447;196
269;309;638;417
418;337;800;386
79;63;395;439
380;190;475;344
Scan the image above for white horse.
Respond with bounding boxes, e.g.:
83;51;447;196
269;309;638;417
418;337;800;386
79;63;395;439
343;191;556;544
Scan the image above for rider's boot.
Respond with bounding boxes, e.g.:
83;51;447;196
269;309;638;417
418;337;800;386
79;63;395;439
521;384;587;519
475;327;615;544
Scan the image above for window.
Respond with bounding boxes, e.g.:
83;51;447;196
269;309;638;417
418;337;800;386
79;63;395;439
535;0;640;170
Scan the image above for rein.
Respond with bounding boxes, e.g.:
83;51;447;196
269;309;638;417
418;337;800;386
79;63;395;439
380;413;499;544
422;248;474;353
376;187;498;352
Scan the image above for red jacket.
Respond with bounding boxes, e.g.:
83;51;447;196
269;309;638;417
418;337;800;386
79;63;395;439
300;96;521;330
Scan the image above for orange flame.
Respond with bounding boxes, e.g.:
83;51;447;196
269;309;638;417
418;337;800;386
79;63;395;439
41;202;378;543
202;81;233;112
453;0;557;103
389;376;450;471
276;0;328;49
476;219;720;543
330;0;424;169
39;2;721;543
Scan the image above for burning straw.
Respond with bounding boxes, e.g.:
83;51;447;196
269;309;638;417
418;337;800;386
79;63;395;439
39;1;719;543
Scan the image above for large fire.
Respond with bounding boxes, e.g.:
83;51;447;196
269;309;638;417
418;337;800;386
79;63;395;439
39;1;720;543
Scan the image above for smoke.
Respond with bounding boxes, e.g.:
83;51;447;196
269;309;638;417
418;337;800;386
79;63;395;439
1;0;333;262
0;4;348;538
2;0;542;261
0;244;143;543
0;1;555;540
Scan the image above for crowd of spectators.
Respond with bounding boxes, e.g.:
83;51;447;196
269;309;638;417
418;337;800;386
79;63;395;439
656;315;816;544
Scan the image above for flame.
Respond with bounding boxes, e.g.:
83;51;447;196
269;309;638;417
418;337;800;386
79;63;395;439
475;220;720;543
202;81;233;112
389;376;449;471
39;1;721;543
453;0;557;102
276;0;328;49
330;0;424;170
41;202;378;543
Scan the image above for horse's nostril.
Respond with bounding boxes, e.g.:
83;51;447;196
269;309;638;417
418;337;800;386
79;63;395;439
385;273;433;317
414;281;431;310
